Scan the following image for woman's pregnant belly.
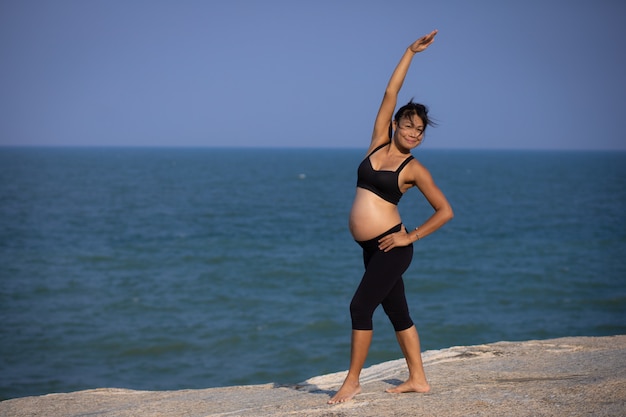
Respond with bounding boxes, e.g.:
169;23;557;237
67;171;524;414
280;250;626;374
349;188;402;241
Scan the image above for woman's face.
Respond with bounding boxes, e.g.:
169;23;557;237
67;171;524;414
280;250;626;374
393;115;424;149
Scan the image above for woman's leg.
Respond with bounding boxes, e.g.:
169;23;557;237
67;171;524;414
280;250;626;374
327;329;372;403
349;243;413;331
386;325;431;393
330;228;413;403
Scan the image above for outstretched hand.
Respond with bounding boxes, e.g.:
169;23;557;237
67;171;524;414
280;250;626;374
408;30;438;53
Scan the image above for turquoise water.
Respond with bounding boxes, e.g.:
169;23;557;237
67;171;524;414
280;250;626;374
1;147;625;400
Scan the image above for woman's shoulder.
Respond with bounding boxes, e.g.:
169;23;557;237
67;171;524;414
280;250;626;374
405;156;433;181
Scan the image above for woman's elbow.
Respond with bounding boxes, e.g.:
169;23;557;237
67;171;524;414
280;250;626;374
442;204;454;223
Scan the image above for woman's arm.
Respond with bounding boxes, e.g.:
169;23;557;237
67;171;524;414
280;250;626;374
408;162;454;241
377;160;453;252
369;30;438;152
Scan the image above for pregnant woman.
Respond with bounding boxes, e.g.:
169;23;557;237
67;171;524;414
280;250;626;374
329;30;453;404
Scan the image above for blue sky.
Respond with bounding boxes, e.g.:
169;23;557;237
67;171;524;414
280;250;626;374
1;0;625;150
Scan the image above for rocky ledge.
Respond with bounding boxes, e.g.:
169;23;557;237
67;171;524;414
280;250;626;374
1;335;625;417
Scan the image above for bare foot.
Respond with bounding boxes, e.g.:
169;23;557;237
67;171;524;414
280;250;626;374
328;380;361;404
386;380;431;394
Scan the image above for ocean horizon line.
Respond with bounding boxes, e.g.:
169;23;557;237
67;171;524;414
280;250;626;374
1;144;625;153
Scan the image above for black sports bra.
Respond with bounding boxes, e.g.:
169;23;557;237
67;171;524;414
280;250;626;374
356;142;414;205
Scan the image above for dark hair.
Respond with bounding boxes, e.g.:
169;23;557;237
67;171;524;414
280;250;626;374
388;99;436;139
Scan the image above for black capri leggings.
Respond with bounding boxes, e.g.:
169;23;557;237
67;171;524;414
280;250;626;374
350;224;414;332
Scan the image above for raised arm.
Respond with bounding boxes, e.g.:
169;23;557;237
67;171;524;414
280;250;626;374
370;30;438;152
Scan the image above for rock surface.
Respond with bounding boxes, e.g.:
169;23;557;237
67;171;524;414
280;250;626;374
2;335;625;417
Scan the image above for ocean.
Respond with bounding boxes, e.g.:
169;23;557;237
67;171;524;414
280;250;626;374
1;147;625;400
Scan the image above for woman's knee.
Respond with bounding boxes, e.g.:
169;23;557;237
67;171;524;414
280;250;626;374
381;285;413;331
385;310;414;332
350;298;374;330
